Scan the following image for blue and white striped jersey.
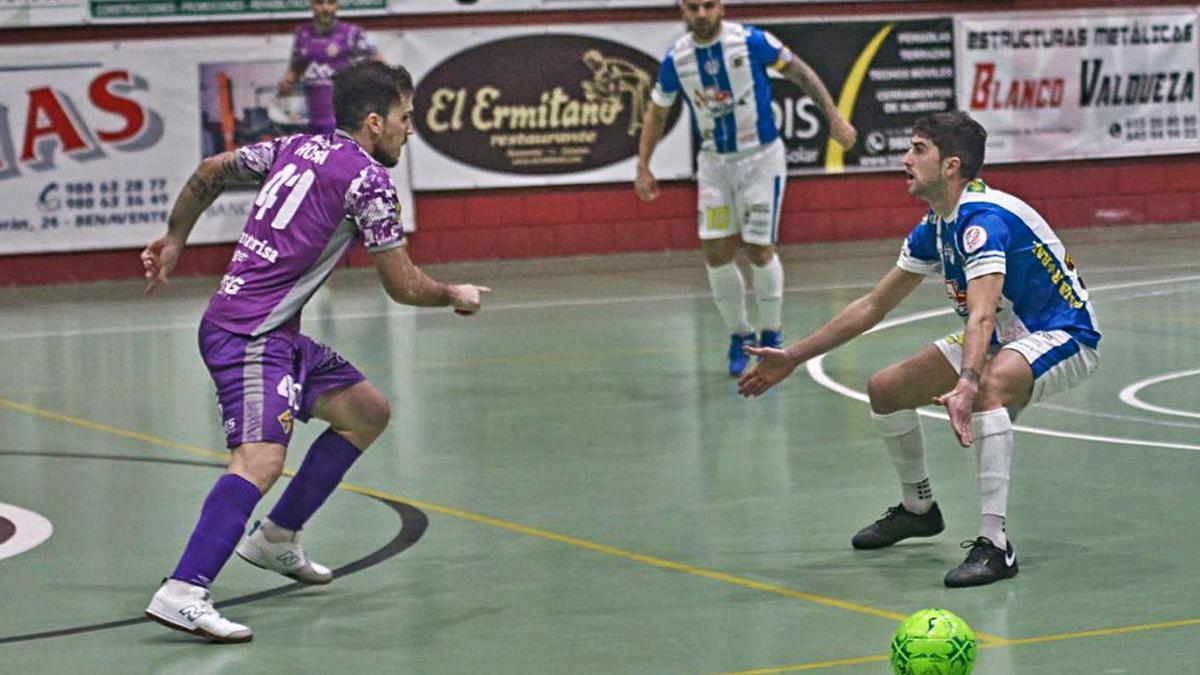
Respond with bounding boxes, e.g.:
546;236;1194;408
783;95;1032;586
898;179;1101;349
651;21;792;154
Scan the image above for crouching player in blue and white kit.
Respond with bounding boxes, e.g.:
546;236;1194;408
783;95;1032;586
738;111;1100;588
635;0;857;376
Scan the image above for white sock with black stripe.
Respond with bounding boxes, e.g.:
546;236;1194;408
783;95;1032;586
871;409;933;515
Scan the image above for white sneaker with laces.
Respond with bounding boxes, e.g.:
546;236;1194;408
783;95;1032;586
144;582;253;643
235;519;333;584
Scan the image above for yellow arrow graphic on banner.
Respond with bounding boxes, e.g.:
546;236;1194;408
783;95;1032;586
825;22;895;173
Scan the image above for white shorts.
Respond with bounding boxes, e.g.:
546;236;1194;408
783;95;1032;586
696;139;786;245
934;330;1099;405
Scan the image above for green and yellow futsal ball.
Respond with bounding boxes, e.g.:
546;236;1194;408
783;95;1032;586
890;608;976;675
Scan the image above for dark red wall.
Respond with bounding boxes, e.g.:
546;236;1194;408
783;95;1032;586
2;0;1197;285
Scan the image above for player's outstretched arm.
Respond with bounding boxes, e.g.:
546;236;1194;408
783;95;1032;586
738;267;924;396
634;103;671;202
141;151;247;294
779;56;857;150
371;246;490;315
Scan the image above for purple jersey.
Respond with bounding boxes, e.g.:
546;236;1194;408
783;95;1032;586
291;21;376;133
203;131;405;337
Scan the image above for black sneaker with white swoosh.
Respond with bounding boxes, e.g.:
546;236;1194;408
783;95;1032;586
944;536;1019;588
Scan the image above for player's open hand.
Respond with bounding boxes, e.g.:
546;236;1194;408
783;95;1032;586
933;380;977;447
737;346;798;397
449;284;491;316
831;117;858;150
634;164;659;202
140;235;182;295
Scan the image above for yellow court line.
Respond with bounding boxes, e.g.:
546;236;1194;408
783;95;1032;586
719;619;1200;673
718;652;888;674
18;393;1197;660
6;396;1197;664
0;394;921;629
1000;616;1200;647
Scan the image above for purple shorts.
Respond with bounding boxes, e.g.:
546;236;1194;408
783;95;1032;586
199;319;366;448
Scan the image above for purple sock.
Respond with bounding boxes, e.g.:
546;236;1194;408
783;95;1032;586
171;473;262;588
268;428;362;531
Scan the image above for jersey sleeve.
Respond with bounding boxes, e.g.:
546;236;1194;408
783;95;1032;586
346;164;406;253
896;214;941;275
959;212;1009;281
650;52;680;107
289;27;306;68
235;135;293;182
349;24;377;62
747;27;794;71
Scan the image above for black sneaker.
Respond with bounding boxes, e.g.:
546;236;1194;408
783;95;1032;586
944;537;1018;588
850;502;945;550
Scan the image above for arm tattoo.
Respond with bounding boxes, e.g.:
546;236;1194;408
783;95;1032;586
790;60;839;120
183;155;241;205
961;367;981;385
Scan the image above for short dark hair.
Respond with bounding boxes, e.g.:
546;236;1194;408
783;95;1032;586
333;61;414;132
912;111;987;180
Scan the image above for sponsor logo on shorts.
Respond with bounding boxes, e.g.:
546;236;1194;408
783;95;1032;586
219;274;246;296
705;206;731;231
223;417;237;435
276;375;303;411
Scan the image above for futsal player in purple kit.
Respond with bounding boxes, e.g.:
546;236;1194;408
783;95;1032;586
278;0;381;134
141;62;489;643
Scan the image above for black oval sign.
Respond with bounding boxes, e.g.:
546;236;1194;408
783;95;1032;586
415;34;681;176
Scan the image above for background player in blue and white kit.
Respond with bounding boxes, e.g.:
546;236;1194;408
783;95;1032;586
635;0;857;376
139;62;489;642
738;111;1101;588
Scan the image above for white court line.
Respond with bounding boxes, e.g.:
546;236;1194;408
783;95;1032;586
806;274;1200;453
1036;402;1200;431
0;281;883;342
1119;369;1200;420
7;269;1200;343
0;502;53;561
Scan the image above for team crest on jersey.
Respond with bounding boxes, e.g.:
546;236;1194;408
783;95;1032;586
963;225;988;254
966;178;988;193
703;58;721;76
277;410;294;436
326;43;340;58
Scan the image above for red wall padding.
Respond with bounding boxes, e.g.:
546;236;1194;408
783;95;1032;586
2;0;1197;285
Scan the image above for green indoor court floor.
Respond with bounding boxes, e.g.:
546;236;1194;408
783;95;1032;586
1;224;1198;674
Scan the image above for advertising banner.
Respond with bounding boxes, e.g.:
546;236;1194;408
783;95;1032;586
88;0;383;22
0;32;415;255
956;9;1200;163
402;23;691;190
761;17;955;175
0;0;84;29
388;0;895;14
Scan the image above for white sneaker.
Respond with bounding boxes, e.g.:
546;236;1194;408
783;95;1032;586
235;519;333;585
144;582;253;643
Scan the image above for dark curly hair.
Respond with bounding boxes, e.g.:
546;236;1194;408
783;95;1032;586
912;111;988;180
333;61;414;132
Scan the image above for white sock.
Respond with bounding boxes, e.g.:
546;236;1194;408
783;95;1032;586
165;579;201;596
972;408;1014;549
871;409;933;515
706;262;753;335
261;518;297;543
750;254;784;331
